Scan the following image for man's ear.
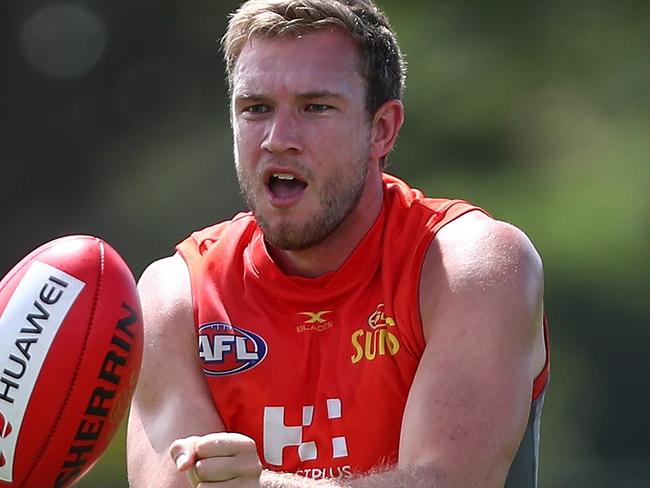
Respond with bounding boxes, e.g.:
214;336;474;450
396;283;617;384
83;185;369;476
369;99;405;160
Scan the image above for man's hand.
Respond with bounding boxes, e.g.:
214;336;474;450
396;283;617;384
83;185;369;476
170;432;263;487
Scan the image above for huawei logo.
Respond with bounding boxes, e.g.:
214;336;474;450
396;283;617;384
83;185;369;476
0;412;12;468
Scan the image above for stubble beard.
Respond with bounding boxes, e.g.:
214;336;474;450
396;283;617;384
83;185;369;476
237;158;369;251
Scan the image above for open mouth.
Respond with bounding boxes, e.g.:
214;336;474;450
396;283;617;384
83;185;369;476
268;172;308;201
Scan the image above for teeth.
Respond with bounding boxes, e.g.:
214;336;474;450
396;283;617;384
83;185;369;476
272;173;295;180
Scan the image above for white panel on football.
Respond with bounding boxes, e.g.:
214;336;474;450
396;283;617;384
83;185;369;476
0;262;85;482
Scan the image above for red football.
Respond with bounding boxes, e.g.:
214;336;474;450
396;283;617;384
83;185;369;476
0;235;143;487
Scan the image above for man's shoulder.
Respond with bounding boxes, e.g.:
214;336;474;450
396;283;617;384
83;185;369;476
138;253;193;330
382;173;488;230
424;211;543;296
139;253;188;285
180;212;256;252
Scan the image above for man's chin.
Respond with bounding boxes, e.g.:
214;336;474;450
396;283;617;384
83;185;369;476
260;221;331;252
262;230;316;251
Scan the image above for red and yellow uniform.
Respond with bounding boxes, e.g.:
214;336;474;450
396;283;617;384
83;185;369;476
177;173;549;482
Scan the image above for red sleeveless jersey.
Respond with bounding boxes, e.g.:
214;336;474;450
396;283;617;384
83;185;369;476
176;173;550;480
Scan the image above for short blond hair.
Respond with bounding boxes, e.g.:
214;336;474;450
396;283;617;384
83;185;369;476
222;0;406;116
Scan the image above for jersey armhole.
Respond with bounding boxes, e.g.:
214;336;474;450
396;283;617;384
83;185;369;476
532;315;550;401
412;202;551;401
412;201;492;350
175;237;205;329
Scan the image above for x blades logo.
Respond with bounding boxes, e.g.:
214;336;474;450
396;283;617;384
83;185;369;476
298;311;332;324
296;311;334;333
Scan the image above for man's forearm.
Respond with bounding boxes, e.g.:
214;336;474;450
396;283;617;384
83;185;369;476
261;466;449;488
261;470;335;487
347;466;449;488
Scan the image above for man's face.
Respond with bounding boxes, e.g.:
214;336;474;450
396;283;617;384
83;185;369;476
231;29;373;250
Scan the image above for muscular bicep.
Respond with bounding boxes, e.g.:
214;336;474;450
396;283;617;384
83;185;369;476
398;214;544;487
127;254;224;487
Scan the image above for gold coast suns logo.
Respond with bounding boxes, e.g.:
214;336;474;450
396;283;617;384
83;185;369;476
350;304;400;364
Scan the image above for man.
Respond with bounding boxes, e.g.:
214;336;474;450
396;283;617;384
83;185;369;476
127;1;549;487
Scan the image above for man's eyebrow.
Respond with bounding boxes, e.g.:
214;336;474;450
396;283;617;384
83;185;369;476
234;91;345;102
297;90;345;100
234;93;268;103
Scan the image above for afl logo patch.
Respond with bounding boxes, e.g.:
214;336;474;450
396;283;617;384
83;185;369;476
198;322;267;376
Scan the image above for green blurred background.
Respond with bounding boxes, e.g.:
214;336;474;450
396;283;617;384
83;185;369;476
1;1;648;486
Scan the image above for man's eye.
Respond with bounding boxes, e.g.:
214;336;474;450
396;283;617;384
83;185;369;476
243;104;270;114
306;104;332;113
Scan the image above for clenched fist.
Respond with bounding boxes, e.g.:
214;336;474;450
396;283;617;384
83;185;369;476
170;432;263;487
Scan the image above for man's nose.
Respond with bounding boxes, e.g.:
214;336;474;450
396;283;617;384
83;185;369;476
260;108;303;154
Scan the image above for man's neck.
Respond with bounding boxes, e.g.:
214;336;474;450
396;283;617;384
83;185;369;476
268;174;384;278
